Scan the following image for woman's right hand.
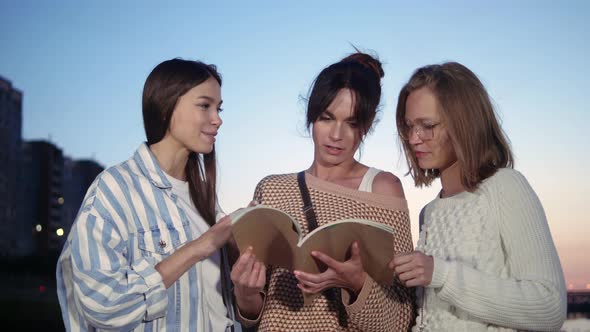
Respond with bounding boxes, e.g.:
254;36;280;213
231;246;266;318
199;215;233;257
157;215;232;289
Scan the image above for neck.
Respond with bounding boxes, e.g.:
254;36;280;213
439;161;465;198
149;140;190;181
308;158;361;181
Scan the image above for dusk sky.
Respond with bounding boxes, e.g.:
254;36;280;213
1;0;588;289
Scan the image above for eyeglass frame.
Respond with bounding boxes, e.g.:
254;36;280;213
400;121;442;141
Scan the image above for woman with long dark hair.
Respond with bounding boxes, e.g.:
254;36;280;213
231;52;415;331
57;58;236;331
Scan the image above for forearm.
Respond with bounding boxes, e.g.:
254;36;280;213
235;292;265;321
72;251;168;329
155;237;214;288
70;212;168;328
431;258;566;331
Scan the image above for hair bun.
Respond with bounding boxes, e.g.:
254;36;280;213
341;52;384;79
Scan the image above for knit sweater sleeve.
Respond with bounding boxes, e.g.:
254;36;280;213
429;169;566;331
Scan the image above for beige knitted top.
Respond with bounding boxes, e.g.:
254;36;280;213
414;168;566;331
238;172;416;332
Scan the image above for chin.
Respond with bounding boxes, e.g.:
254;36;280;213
418;161;435;170
325;158;348;166
189;144;214;154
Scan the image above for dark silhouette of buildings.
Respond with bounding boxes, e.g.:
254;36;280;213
0;76;104;257
21;141;65;255
0;76;23;256
568;290;590;319
20;142;105;255
62;157;104;233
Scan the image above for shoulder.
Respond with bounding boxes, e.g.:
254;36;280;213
480;168;533;194
254;173;297;192
253;173;299;204
94;162;137;192
256;173;296;186
487;168;526;183
372;171;405;198
82;160;140;206
479;168;543;211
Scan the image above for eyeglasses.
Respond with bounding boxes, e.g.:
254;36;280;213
400;122;441;141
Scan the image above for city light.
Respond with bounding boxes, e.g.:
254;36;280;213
35;224;42;232
58;197;64;205
56;228;64;236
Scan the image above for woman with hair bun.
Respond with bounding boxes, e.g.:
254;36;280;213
231;52;415;331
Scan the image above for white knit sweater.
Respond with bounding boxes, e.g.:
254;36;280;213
415;168;566;332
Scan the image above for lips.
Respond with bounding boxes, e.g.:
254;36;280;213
415;151;428;158
324;144;344;155
202;131;217;143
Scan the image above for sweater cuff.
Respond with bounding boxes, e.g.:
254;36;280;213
428;256;449;289
129;258;168;321
342;275;375;315
236;291;266;327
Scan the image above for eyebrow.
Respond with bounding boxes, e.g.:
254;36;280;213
322;110;356;121
197;96;222;105
405;117;439;123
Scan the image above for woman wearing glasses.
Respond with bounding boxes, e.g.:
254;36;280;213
390;62;566;331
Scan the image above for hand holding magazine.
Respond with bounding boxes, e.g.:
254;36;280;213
230;204;396;288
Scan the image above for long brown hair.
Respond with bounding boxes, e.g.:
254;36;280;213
142;58;221;226
396;62;513;190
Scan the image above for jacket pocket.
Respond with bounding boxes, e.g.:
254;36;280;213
137;227;187;257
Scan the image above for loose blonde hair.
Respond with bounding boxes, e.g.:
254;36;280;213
396;62;513;190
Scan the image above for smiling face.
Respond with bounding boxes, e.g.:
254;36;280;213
163;76;223;154
404;86;457;172
311;88;362;167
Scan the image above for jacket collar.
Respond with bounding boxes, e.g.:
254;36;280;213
133;143;172;189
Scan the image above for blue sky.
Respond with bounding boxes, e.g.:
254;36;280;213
1;0;588;288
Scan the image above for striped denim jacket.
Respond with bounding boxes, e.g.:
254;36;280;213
57;143;232;331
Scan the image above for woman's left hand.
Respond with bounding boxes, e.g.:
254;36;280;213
293;241;367;295
389;251;434;287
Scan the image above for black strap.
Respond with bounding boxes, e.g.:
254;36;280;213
297;171;319;231
296;171;347;327
220;246;236;331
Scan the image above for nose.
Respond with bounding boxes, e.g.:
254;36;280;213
211;110;222;128
329;122;343;141
408;128;423;145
